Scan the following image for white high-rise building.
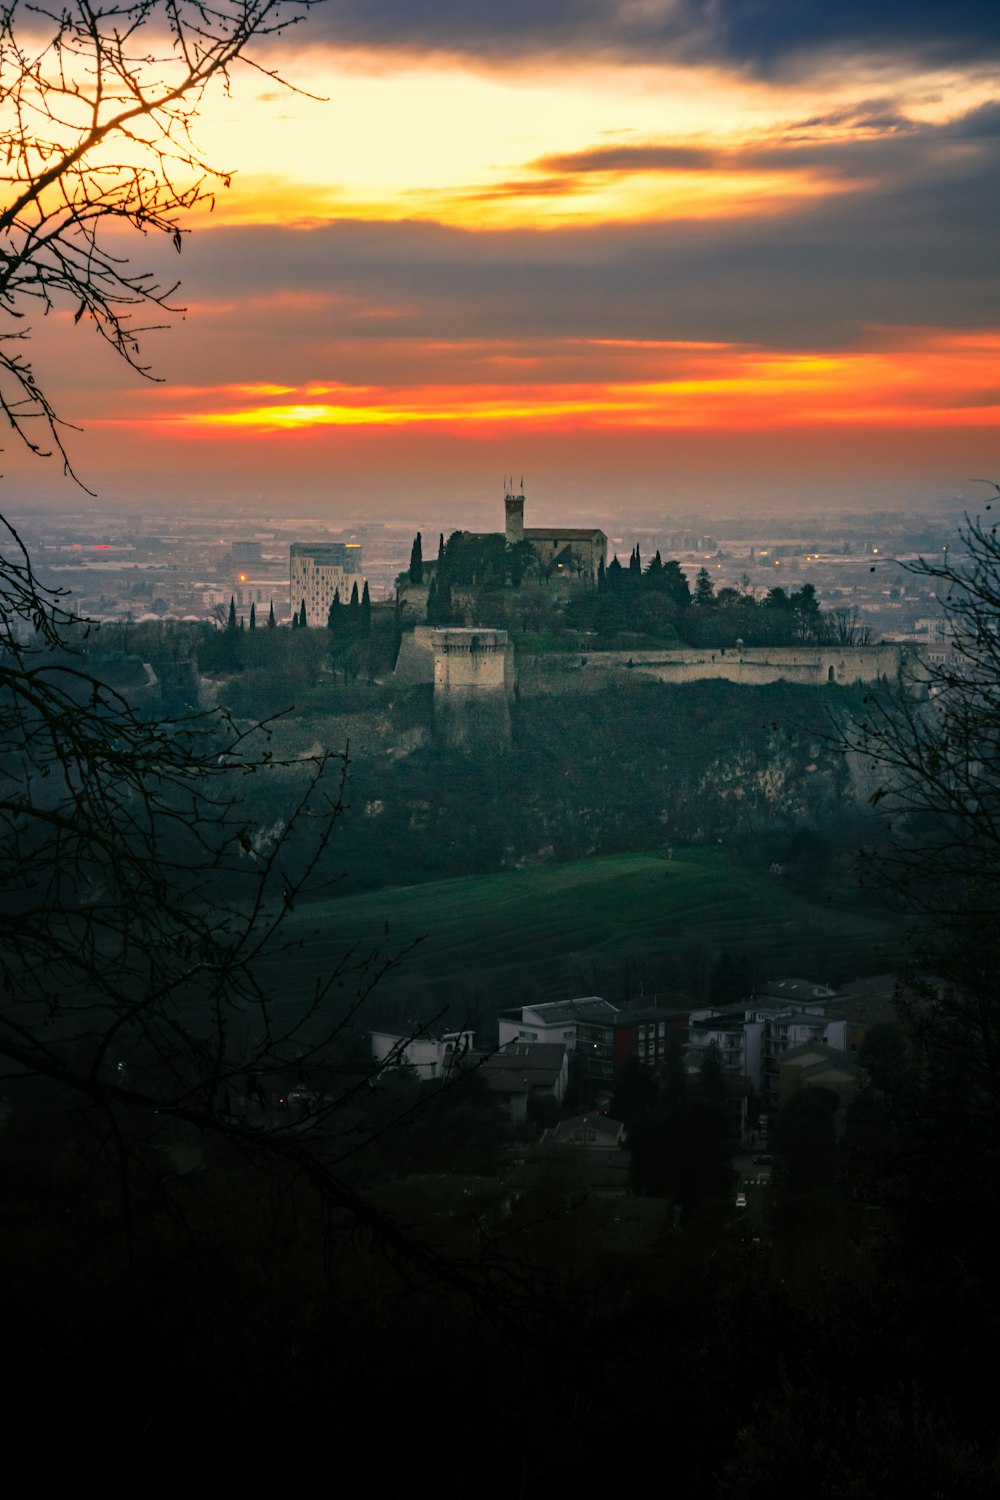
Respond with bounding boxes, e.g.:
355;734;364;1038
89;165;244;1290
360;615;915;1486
289;541;365;622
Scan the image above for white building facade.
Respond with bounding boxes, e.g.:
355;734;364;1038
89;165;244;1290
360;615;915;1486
290;541;365;623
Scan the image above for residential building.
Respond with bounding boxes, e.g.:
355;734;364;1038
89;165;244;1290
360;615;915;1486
477;1041;569;1126
612;1005;690;1071
497;996;620;1087
289;541;365;621
777;1042;863;1110
826;974;899;1056
541;1114;625;1149
370;1027;475;1081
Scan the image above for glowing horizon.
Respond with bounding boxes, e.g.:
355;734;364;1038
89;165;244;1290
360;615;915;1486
4;10;998;510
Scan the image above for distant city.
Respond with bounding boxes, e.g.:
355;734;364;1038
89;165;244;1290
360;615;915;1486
8;499;967;644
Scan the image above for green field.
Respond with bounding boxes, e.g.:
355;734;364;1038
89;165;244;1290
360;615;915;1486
257;848;905;1031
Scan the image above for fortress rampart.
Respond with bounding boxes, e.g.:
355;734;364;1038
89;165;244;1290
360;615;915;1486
395;632;928;730
515;642;926;695
430;627;513;749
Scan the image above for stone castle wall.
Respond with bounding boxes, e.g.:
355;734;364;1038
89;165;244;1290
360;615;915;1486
431;628;513;749
394;630;927;726
516;643;925;696
394;625;436;684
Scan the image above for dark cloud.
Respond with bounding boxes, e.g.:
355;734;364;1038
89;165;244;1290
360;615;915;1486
946;101;1000;137
298;0;1000;73
168;129;998;363
535;145;723;173
531;102;1000;180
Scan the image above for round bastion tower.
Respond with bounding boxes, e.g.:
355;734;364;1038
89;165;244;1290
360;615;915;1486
432;628;513;751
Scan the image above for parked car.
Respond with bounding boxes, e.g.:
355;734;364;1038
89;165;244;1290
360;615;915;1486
753;1154;774;1165
735;1192;748;1210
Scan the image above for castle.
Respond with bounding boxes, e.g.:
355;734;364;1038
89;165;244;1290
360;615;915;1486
503;489;607;581
396;629;927;752
393;489;928;752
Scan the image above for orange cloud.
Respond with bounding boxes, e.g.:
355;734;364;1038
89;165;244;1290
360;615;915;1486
92;329;1000;439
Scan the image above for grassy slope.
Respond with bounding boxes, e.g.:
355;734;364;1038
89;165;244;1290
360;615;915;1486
259;847;904;1028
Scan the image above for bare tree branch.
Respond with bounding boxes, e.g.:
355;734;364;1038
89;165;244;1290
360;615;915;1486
1;0;319;481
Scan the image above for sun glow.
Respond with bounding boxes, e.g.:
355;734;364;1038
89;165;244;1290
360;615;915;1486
101;331;1000;438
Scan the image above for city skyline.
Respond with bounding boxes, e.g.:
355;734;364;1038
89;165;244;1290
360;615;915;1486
5;1;998;516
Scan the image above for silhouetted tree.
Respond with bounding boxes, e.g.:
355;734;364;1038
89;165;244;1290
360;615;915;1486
408;532;423;585
0;0;324;483
694;566;715;605
326;587;342;634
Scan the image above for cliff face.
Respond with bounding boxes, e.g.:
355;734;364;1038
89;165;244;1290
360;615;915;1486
260;677;878;893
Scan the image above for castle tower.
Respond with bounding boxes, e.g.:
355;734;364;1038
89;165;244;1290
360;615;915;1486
505;492;525;544
432;628;513;751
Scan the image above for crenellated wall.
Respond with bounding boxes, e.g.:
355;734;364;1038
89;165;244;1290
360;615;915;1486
515;642;927;695
431;627;514;749
395;627;928;721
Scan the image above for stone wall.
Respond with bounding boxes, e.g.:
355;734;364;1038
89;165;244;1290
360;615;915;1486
431;627;513;750
393;625;436;684
516;643;925;696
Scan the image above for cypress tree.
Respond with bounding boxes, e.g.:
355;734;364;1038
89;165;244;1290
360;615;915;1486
597;555;606;591
408;532;423;585
291;610;299;631
239;614;245;631
299;599;307;629
347;581;360;634
360;580;372;637
426;575;438;623
249;601;256;630
227;595;237;630
326;587;341;632
267;599;276;628
629;546;642;575
392;592;403;666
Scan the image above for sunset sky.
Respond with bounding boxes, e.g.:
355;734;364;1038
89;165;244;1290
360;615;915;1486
7;0;999;519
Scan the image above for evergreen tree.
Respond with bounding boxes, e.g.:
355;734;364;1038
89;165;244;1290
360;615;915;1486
326;587;341;633
267;599;276;629
426;576;438;623
249;601;256;630
606;554;624;589
299;599;307;629
662;560;692;609
347;582;360;635
408;532;423;585
291;610;299;631
694;567;715;606
629;545;642;575
392;592;403;667
360;580;372;638
597;555;606;591
437;532;445;570
227;595;237;630
791;582;821;636
645;550;664;584
239;614;245;631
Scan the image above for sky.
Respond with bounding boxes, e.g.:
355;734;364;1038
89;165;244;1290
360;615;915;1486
5;0;1000;520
